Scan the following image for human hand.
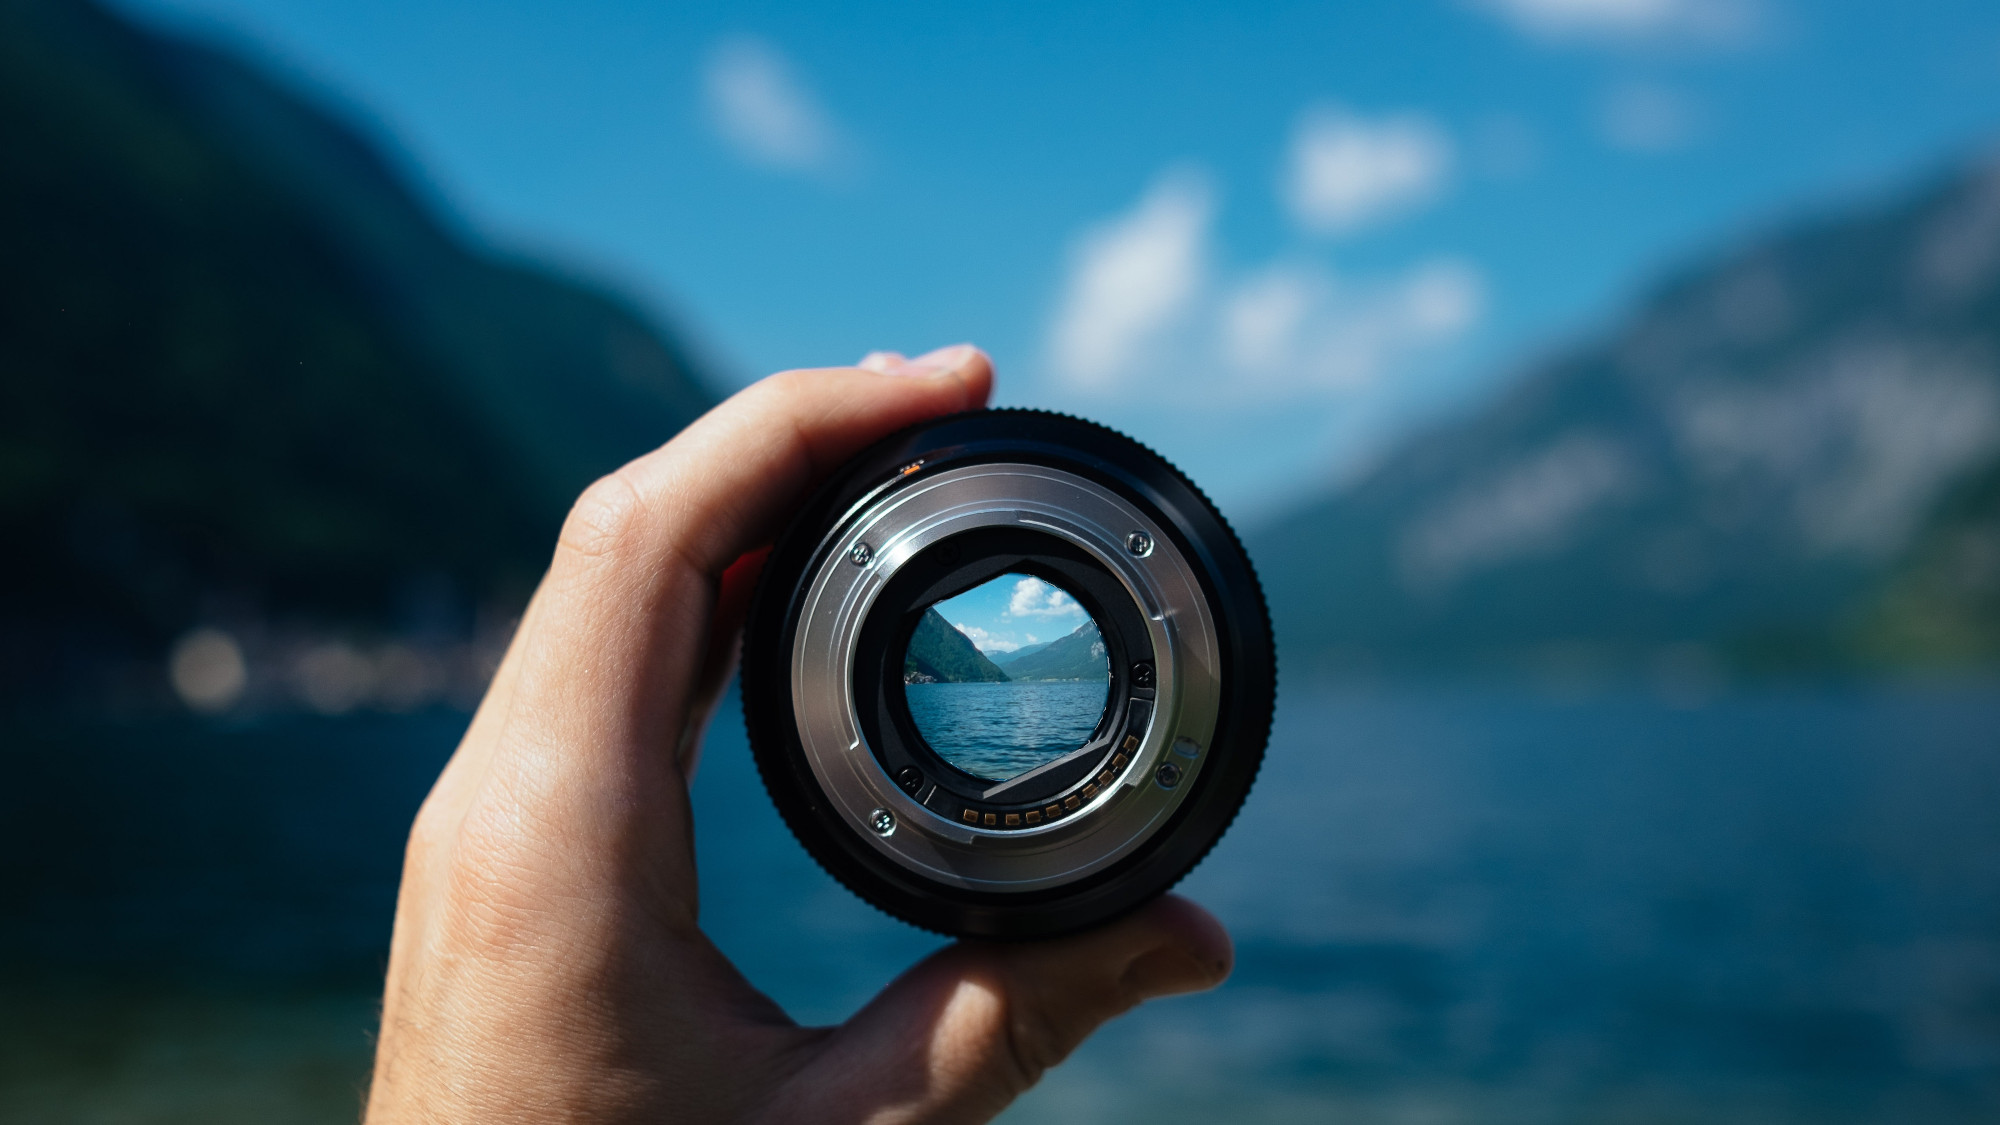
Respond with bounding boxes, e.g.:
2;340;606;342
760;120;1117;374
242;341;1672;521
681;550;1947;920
364;346;1233;1124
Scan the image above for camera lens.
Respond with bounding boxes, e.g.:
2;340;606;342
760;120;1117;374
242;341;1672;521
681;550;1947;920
741;410;1274;939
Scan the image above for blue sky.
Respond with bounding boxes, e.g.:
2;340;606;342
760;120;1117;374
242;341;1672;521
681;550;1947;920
931;574;1088;656
119;0;2000;517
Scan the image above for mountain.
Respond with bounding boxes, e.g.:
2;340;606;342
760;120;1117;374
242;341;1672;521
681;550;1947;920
904;609;1011;683
1004;620;1110;681
0;0;713;705
989;640;1054;667
1255;154;2000;678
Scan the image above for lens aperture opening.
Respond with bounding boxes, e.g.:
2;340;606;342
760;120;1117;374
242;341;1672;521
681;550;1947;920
902;574;1111;781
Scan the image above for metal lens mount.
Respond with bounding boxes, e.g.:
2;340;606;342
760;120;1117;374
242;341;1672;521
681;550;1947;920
742;411;1273;939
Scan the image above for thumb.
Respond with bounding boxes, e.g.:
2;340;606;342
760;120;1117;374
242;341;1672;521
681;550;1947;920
767;897;1231;1125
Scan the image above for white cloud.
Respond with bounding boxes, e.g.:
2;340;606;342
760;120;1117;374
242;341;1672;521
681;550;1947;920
1040;165;1483;409
953;623;1020;653
1473;0;1756;44
1599;81;1699;153
1283;105;1452;236
702;36;846;175
1048;168;1214;388
1007;577;1084;618
1034;157;1487;507
1218;259;1485;395
1221;266;1324;374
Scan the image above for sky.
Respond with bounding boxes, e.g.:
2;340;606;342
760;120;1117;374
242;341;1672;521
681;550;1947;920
931;574;1088;657
116;0;2000;518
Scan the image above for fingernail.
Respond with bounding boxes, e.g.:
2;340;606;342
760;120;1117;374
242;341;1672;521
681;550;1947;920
899;343;979;377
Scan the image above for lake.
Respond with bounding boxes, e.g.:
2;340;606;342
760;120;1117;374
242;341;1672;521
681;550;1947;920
4;684;1998;1122
905;680;1111;779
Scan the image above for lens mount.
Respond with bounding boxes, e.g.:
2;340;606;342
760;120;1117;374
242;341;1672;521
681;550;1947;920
742;410;1273;939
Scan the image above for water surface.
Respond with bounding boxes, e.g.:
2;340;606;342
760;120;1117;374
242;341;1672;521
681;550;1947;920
6;685;2000;1123
905;680;1110;779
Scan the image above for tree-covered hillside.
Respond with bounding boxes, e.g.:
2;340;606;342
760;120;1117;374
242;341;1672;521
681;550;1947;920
1004;621;1110;682
0;0;713;706
903;609;1010;683
989;640;1053;667
1255;153;2000;678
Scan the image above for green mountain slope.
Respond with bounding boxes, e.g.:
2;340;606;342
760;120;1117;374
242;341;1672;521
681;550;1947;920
1858;453;2000;664
989;640;1054;667
1253;154;2000;677
1004;621;1109;681
0;0;713;702
904;609;1011;683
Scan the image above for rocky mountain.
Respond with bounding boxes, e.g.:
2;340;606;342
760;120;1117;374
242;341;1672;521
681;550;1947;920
1003;620;1110;682
1255;154;2000;678
0;0;714;706
903;609;1011;684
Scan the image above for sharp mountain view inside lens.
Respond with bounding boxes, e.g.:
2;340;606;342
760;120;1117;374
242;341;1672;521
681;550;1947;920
902;574;1111;782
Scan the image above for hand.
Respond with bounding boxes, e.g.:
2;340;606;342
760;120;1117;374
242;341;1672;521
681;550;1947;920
364;346;1233;1124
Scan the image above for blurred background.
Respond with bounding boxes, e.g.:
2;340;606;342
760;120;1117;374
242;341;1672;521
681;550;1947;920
5;0;2000;1120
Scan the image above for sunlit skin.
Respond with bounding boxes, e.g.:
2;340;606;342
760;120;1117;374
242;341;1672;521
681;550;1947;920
364;345;1232;1124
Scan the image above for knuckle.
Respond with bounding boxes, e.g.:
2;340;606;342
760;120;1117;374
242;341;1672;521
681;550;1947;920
763;366;820;394
1003;1000;1087;1088
404;797;448;868
558;472;647;560
435;803;570;957
1002;971;1141;1090
756;366;839;415
399;760;570;957
400;779;471;888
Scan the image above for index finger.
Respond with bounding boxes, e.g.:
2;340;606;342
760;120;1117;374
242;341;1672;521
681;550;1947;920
497;348;993;797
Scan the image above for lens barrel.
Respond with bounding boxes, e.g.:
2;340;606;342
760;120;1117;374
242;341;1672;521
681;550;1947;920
741;410;1273;939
